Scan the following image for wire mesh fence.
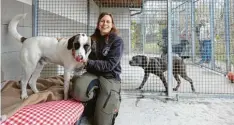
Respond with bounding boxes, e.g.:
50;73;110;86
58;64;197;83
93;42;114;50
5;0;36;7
35;0;234;95
169;0;234;94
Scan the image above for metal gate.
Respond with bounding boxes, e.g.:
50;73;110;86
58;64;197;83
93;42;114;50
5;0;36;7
169;0;234;95
35;0;234;95
170;0;233;74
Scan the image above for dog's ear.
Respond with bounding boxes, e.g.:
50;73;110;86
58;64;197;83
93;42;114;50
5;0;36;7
67;36;76;50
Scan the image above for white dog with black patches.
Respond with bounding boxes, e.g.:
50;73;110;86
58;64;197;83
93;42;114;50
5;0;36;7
8;13;92;100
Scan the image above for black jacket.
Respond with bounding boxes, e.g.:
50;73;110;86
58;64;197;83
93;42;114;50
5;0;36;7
86;33;124;81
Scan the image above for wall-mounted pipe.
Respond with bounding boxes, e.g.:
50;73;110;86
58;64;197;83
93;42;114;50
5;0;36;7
224;0;231;72
87;0;90;35
32;0;38;37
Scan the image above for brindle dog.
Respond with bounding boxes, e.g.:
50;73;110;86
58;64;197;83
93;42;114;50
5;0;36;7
129;54;195;92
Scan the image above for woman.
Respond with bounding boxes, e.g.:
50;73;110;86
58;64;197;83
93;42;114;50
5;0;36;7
199;19;211;64
73;12;124;125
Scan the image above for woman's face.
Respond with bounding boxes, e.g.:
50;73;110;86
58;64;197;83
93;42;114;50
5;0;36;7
98;15;113;36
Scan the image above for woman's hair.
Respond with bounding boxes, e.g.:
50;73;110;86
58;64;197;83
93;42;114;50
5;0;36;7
91;12;119;41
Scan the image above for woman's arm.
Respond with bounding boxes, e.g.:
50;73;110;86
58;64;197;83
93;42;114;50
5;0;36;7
86;38;124;72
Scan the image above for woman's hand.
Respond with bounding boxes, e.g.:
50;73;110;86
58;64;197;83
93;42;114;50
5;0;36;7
80;59;88;66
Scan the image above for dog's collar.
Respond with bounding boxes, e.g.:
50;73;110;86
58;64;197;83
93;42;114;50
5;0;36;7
143;56;150;69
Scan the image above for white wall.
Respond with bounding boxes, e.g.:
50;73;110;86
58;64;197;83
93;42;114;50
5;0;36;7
89;0;100;28
39;0;88;24
1;0;32;81
1;0;2;81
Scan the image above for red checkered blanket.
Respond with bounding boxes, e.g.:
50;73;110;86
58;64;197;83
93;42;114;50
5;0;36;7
1;100;84;125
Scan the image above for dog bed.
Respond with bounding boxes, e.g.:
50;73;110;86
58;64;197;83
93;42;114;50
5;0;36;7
1;100;84;125
1;75;84;124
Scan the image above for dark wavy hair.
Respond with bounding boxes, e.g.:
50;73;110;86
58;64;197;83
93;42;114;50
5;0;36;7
91;12;119;41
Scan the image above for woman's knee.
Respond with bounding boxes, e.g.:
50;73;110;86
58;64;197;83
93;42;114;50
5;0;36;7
70;72;99;102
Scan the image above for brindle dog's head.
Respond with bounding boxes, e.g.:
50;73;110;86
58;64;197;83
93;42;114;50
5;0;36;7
129;55;149;69
67;33;92;62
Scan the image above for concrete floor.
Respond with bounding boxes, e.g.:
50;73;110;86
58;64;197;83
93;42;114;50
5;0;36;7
79;92;234;125
115;95;234;125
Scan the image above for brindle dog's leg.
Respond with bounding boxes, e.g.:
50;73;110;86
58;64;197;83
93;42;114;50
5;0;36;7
173;74;181;91
158;73;168;93
136;72;150;90
180;73;195;92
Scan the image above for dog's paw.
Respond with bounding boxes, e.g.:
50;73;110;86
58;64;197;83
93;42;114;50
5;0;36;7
1;115;7;121
21;94;28;100
173;88;178;91
192;88;196;93
135;87;142;90
34;90;39;93
162;90;168;96
31;88;39;94
29;84;39;93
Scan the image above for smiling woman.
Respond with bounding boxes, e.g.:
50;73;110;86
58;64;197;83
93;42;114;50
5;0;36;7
92;12;119;40
71;12;124;125
99;15;113;35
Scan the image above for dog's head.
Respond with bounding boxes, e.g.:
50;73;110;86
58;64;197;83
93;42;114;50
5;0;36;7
67;33;92;62
129;55;149;68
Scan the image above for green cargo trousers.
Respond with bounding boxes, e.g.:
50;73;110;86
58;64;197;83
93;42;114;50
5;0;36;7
71;72;121;125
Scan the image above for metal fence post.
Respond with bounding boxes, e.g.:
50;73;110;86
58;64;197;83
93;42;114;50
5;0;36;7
141;1;145;54
224;0;231;73
32;0;38;37
167;0;173;97
87;0;90;35
185;2;189;42
191;0;196;62
209;0;215;69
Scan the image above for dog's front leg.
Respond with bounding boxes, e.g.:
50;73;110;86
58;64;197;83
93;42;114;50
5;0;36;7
64;70;71;100
137;72;150;90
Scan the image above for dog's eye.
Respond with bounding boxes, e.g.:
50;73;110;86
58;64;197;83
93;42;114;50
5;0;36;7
74;42;80;49
84;44;90;50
